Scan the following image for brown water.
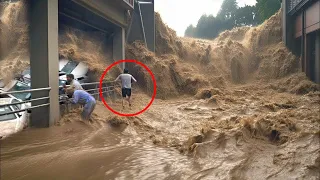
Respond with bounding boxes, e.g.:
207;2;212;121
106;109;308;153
1;93;198;180
1;86;319;180
1;119;197;180
1;1;320;179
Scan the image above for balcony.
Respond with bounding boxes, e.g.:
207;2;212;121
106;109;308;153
288;0;309;14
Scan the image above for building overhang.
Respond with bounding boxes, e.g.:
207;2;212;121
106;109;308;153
287;0;315;16
70;0;130;28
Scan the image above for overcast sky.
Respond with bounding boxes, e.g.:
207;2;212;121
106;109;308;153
154;0;257;36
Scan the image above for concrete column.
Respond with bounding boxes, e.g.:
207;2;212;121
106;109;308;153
302;11;306;72
282;0;287;44
29;0;59;127
315;31;320;84
113;27;125;70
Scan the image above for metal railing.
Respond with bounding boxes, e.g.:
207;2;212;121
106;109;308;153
0;87;51;95
0;81;121;116
0;87;51;116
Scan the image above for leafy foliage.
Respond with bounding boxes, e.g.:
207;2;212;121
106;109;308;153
184;0;280;39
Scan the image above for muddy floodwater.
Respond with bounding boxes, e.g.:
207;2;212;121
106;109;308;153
1;120;197;180
1;84;319;180
1;1;320;179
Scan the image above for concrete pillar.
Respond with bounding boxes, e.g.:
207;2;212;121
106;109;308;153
315;31;320;84
29;0;59;127
302;11;306;72
282;0;287;44
113;27;125;70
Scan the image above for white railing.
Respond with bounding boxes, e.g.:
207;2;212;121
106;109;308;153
0;81;122;116
0;87;51;116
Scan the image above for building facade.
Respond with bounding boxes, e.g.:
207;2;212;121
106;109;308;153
282;0;320;83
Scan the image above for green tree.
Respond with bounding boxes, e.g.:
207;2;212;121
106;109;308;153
256;0;281;23
235;5;258;26
216;0;238;31
185;24;196;37
217;0;238;20
184;0;279;40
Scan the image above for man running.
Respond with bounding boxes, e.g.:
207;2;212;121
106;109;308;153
114;68;137;109
67;89;96;120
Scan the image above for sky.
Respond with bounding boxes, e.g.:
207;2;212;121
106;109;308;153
154;0;257;37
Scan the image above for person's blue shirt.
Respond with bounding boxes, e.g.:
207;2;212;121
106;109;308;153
71;90;95;105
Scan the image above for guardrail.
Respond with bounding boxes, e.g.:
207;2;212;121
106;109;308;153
0;87;51;95
0;81;121;116
0;87;51;116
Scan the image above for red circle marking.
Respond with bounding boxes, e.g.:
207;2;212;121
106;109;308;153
99;59;157;117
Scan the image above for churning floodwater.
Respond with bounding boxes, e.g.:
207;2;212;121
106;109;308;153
1;89;319;180
0;116;197;180
1;0;320;180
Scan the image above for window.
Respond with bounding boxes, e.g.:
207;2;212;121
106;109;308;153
59;80;67;86
0;106;16;121
10;82;31;101
22;67;30;76
61;61;79;74
11;99;21;110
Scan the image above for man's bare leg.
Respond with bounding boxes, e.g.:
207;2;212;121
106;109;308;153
128;96;132;109
122;98;125;109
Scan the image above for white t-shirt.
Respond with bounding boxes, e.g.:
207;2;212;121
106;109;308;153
115;74;137;89
67;79;83;91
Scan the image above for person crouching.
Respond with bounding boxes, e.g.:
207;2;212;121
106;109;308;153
67;89;96;120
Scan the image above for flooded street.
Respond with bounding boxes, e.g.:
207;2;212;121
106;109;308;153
1;0;320;179
1;84;319;180
1;112;197;180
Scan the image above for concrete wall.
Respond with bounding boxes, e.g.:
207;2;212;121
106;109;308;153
282;0;295;51
29;0;59;127
73;0;128;28
283;0;320;83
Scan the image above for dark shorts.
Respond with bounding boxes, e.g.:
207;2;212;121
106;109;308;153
122;88;131;97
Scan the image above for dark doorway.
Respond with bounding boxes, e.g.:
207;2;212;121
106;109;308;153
294;37;302;57
306;31;317;81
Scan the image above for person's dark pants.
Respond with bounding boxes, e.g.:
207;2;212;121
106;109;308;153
122;88;132;98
